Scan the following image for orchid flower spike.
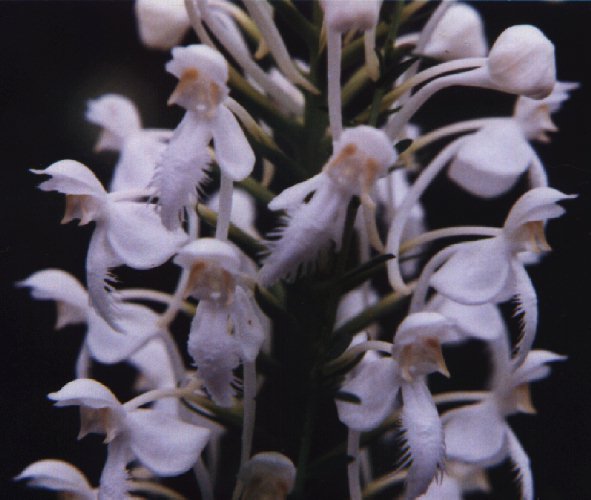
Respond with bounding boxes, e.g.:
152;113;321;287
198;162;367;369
16;460;96;500
152;44;255;230
49;379;210;498
33;160;187;330
322;0;382;139
337;312;456;500
428;187;574;364
86;94;171;192
422;3;487;61
442;337;565;500
237;452;296;500
175;238;265;406
259;126;395;286
387;24;556;139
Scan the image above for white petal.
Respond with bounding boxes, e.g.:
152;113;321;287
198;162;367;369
86;305;159;364
512;350;565;386
430;238;513;305
419;473;462;500
503;187;574;234
443;401;506;463
321;0;381;32
187;301;241;407
106;201;187;269
136;0;190;50
447;121;532;198
174;238;242;275
32;160;106;198
86;94;142;147
423;4;487;61
395;312;455;346
110;132;168;191
268;173;325;213
400;381;444;500
208;188;259;237
231;287;265;362
17;269;89;328
49;379;120;410
511;262;538;366
127;409;210;476
130;339;176;391
16;460;95;499
336;358;400;432
506;429;533;500
211;105;255;180
151;112;212;229
428;295;505;342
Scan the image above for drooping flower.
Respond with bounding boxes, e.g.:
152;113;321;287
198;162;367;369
49;379;210;499
337;312;456;499
175;238;265;406
151;44;255;229
429;187;574;363
32;160;187;330
259;126;396;285
16;460;96;500
442;336;564;500
86;94;171;192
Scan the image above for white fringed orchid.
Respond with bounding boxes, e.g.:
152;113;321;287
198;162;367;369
49;379;210;499
152;44;255;232
86;94;171;192
337;312;455;500
16;460;96;500
259;126;395;285
321;0;382;139
429;187;574;364
175;238;265;468
422;3;487;61
32;160;187;330
442;337;565;500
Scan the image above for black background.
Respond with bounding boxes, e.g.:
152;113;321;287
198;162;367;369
1;1;590;499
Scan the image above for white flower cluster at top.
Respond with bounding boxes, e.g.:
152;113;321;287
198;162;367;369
16;1;577;499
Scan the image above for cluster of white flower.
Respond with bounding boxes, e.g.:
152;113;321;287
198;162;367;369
17;1;576;499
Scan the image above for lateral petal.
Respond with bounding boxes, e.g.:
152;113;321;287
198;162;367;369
16;460;95;499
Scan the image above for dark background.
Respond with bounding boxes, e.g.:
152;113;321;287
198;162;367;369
1;1;590;499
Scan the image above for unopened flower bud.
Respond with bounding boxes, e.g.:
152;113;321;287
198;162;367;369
488;25;556;99
136;0;190;50
423;4;487;61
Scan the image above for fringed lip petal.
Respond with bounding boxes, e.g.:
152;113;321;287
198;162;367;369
400;380;444;500
506;429;534;500
211;105;255;181
336;358;400;432
127;410;210;476
16;460;95;499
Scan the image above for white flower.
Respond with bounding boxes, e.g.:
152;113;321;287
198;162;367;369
446;120;535;198
337;312;455;499
152;44;255;229
442;341;564;500
49;379;210;498
135;0;191;50
487;25;556;99
238;452;296;500
33;160;187;330
259;126;396;285
430;187;573;363
423;3;487;61
16;460;96;500
86;94;171;191
175;238;265;406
